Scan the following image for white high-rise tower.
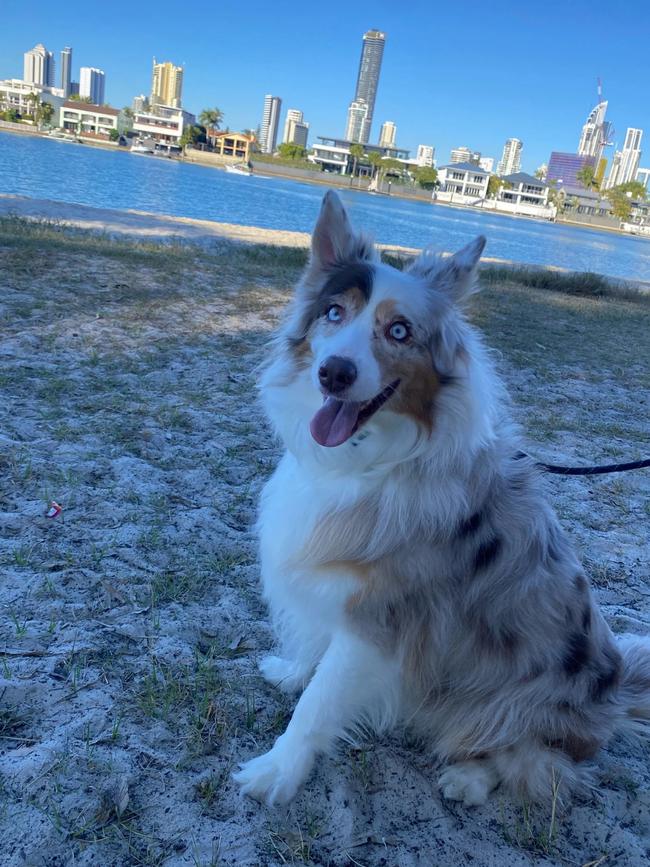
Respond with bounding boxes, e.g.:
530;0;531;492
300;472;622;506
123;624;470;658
379;121;396;148
260;95;282;154
79;67;106;104
605;128;643;189
578;100;612;165
23;44;55;87
497;138;522;176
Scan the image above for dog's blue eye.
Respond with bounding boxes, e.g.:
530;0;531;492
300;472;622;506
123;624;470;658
388;321;409;341
326;305;343;322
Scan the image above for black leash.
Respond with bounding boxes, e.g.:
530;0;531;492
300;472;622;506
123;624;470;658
517;452;650;476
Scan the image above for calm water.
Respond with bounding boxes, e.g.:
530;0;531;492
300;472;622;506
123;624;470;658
2;131;650;281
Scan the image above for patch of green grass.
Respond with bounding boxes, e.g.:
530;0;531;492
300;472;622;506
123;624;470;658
267;813;326;865
135;652;222;728
480;264;636;299
499;771;562;858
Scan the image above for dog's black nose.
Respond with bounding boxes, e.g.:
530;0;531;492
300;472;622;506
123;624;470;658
318;356;357;395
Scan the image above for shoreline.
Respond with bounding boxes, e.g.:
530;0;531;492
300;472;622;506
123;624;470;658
1;193;648;293
2;127;647;240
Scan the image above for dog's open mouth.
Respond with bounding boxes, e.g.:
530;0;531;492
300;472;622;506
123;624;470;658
309;380;400;448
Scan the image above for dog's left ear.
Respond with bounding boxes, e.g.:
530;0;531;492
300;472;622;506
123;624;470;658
309;190;375;270
409;235;486;303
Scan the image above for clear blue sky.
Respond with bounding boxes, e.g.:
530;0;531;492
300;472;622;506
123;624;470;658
2;0;649;172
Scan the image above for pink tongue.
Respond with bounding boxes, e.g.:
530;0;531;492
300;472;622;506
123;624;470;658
310;397;362;447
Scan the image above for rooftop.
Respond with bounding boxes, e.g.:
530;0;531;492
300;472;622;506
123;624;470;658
502;171;548;188
440;162;489;174
63;101;119;115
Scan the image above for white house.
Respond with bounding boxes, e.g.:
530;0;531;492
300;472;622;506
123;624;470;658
132;104;194;144
436;162;490;202
309;140;350;173
499;172;550;207
60;101;119;139
0;79;63;118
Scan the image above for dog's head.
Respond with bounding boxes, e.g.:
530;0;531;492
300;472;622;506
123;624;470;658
263;191;488;466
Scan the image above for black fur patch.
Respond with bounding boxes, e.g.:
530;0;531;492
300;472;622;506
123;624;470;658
563;631;590;676
476;619;519;654
294;262;374;341
458;511;483;538
590;647;622;700
317;262;374;311
574;574;588;593
582;605;592;632
473;537;501;573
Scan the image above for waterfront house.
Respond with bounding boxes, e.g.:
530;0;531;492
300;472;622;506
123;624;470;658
436;162;489;202
132;104;195;145
308;136;411;175
498;172;549;207
60;101;119;139
208;131;254;162
0;78;63;120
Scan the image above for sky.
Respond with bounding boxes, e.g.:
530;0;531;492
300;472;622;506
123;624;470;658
2;0;649;173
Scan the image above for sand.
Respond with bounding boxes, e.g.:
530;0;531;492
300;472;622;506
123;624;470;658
0;207;649;867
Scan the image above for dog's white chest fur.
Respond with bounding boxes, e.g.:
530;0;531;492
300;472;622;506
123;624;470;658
259;452;369;628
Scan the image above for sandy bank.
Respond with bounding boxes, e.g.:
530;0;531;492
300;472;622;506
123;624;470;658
1;194;648;294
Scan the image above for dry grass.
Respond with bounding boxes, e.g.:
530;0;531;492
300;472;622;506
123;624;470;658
1;218;649;866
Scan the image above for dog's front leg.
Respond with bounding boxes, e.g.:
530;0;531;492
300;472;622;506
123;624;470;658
234;631;397;804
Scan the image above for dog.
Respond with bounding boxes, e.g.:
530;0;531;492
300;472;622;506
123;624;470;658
233;190;650;807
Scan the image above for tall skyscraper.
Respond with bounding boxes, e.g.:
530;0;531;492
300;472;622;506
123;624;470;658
578;100;612;165
604;127;643;189
497;138;523;175
416;144;435;167
79;67;105;104
23;44;54;87
345;100;369;143
60;47;72;98
450;146;481;165
637;167;650;192
379;121;396;148
345;30;385;144
151;59;183;108
132;94;149;112
283;109;309;148
260;95;282;154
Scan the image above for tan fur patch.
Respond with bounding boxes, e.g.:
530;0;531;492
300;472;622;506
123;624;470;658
372;300;441;430
290;497;381;569
547;734;601;763
288;336;313;369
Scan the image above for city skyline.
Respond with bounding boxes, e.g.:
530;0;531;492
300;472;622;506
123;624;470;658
1;0;649;172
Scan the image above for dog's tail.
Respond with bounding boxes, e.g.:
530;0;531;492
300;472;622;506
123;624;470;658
615;635;650;735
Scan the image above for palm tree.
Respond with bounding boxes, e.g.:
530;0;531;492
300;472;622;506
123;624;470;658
367;151;383;178
349;143;364;178
25;91;39;120
199;107;224;135
576;165;598;191
36;101;54;128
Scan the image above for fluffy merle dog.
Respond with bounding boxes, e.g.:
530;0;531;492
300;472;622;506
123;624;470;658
234;191;650;807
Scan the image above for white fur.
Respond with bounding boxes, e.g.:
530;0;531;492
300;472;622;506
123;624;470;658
234;191;650;807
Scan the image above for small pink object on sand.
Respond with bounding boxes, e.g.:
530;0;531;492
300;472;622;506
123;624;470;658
46;501;62;518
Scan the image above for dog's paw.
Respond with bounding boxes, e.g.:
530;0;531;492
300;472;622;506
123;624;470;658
233;741;314;805
259;656;307;693
438;761;498;807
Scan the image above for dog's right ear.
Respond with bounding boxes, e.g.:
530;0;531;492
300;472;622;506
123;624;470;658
309;191;375;271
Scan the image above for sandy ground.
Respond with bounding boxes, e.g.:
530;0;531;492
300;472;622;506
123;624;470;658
0;194;313;249
1;216;649;867
1;195;648;298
